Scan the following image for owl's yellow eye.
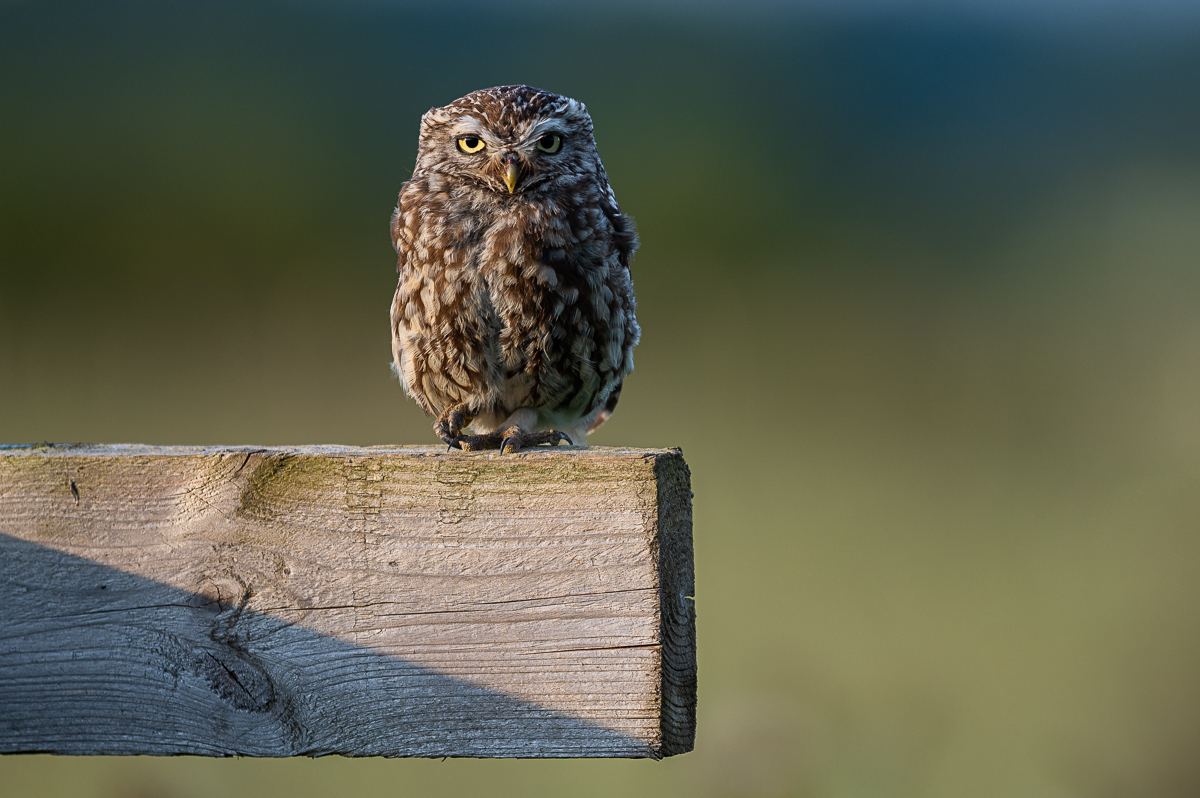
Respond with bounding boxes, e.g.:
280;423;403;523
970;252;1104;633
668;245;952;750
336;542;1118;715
457;136;486;154
536;133;562;154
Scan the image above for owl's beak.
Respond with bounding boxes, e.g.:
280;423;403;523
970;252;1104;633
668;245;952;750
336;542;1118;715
502;152;520;193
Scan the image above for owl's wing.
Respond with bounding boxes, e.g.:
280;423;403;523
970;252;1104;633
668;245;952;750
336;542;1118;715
596;165;638;271
390;202;408;272
599;198;637;275
605;204;638;272
389;192;420;405
575;180;638;435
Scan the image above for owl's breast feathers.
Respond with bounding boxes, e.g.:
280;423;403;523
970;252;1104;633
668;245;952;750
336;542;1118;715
390;174;640;425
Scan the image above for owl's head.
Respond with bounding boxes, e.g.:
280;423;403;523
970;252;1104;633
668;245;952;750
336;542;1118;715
413;85;601;196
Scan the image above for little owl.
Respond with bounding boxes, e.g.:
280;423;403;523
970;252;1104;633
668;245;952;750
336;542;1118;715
390;85;640;453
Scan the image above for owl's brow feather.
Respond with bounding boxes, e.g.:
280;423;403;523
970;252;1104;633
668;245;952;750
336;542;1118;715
446;116;570;148
524;118;570;140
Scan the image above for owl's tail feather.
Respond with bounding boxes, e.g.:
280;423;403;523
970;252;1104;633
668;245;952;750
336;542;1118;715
586;381;623;435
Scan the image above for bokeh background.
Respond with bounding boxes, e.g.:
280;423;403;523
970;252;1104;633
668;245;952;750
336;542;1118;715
3;1;1200;796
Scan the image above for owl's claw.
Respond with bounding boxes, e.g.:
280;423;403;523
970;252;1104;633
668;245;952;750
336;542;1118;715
498;428;572;454
447;427;573;454
434;403;474;448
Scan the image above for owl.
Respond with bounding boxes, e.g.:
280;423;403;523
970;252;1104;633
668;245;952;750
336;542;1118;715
390;85;640;453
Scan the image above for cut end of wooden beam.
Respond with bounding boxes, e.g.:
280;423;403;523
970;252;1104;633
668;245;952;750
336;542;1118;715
0;444;696;759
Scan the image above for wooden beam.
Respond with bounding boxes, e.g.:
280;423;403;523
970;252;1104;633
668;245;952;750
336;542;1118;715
0;444;695;758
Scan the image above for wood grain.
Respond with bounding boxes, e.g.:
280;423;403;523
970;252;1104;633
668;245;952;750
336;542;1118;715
0;444;695;758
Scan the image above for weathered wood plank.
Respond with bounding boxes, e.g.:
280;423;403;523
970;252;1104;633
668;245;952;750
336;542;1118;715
0;444;695;758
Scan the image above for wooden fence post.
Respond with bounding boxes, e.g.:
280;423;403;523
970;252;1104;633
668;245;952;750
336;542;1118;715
0;444;695;758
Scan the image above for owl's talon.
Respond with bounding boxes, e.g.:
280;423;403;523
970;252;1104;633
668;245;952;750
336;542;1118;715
498;425;523;454
434;403;473;447
447;436;466;451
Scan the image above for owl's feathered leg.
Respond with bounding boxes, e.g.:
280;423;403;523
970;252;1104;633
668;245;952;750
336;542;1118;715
449;431;504;452
448;408;572;454
433;402;474;448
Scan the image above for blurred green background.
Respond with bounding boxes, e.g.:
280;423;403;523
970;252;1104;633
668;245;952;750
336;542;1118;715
3;1;1200;796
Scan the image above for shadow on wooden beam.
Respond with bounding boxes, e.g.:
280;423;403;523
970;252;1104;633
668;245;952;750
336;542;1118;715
2;534;659;757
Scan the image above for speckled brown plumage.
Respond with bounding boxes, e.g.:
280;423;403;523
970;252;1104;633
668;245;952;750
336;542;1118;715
390;85;640;452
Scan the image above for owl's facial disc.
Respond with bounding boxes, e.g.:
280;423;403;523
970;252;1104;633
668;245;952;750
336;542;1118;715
432;114;582;195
